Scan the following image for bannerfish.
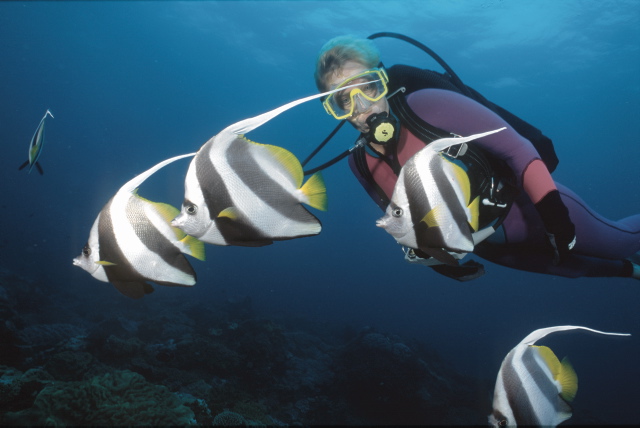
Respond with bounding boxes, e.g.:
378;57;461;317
19;109;54;175
489;325;631;427
375;128;506;266
73;153;205;299
171;83;371;246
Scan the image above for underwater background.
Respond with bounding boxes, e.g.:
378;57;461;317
1;0;639;425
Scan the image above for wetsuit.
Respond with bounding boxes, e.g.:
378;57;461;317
349;88;640;278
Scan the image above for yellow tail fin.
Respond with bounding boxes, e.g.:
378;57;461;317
300;172;328;211
180;235;206;261
557;356;578;402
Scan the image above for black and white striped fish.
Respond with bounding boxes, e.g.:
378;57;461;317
171;86;369;246
489;325;630;427
376;128;505;266
18;109;53;175
73;153;205;299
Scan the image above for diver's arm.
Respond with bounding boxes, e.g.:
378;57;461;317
534;189;576;264
406;89;576;263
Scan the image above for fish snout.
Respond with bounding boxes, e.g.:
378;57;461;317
375;215;390;229
171;211;199;236
171;214;185;229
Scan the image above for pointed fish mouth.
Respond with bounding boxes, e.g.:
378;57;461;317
170;215;183;228
171;213;196;236
375;217;389;229
72;258;81;266
376;215;410;241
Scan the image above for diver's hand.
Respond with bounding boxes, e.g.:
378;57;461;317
546;232;576;265
535;190;576;265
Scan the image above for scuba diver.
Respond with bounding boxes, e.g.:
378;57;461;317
309;34;640;282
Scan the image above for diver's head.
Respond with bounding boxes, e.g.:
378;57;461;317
315;36;391;137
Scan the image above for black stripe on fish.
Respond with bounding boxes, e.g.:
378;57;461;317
226;138;321;229
404;159;431;231
125;196;196;280
501;349;539;426
98;198;149;295
413;154;469;252
522;346;569;423
195;141;272;246
432;156;471;246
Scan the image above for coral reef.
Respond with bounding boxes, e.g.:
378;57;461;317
0;265;503;426
2;370;195;426
212;410;246;426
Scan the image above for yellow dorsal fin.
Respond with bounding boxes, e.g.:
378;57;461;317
468;195;481;232
557;356;578;402
151;201;180;224
153;202;184;241
534;345;562;375
180;235;206;261
96;260;116;266
422;205;442;228
300;172;328;211
448;160;471;204
134;192;185;240
242;136;304;187
218;207;240;220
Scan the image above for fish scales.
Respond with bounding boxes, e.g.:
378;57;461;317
225;138;319;234
500;350;539;426
125;196;195;278
173;84;379;246
404;147;473;252
490;325;630;427
97;201;146;284
195;139;272;246
74;153;202;299
518;346;566;425
377;128;507;265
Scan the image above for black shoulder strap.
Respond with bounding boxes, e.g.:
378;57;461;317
386;64;559;172
352;143;390;208
388;89;450;143
389;90;496;183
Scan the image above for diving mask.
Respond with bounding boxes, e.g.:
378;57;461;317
322;68;389;120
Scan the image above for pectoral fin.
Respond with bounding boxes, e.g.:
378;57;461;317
218;207;240;220
418;247;460;266
422;206;442;228
112;281;155;299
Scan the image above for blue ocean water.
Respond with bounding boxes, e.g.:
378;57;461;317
1;0;639;425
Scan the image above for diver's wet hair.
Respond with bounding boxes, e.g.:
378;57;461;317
314;35;380;91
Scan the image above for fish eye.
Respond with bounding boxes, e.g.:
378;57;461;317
392;207;403;217
82;245;91;257
186;204;198;215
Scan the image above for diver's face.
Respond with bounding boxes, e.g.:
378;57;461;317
326;61;389;133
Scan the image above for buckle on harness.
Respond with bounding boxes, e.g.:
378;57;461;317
482;177;508;208
442;142;468;158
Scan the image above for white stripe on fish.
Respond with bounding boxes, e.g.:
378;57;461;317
73;153;205;299
376;128;505;265
489;325;630;427
171;84;371;246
